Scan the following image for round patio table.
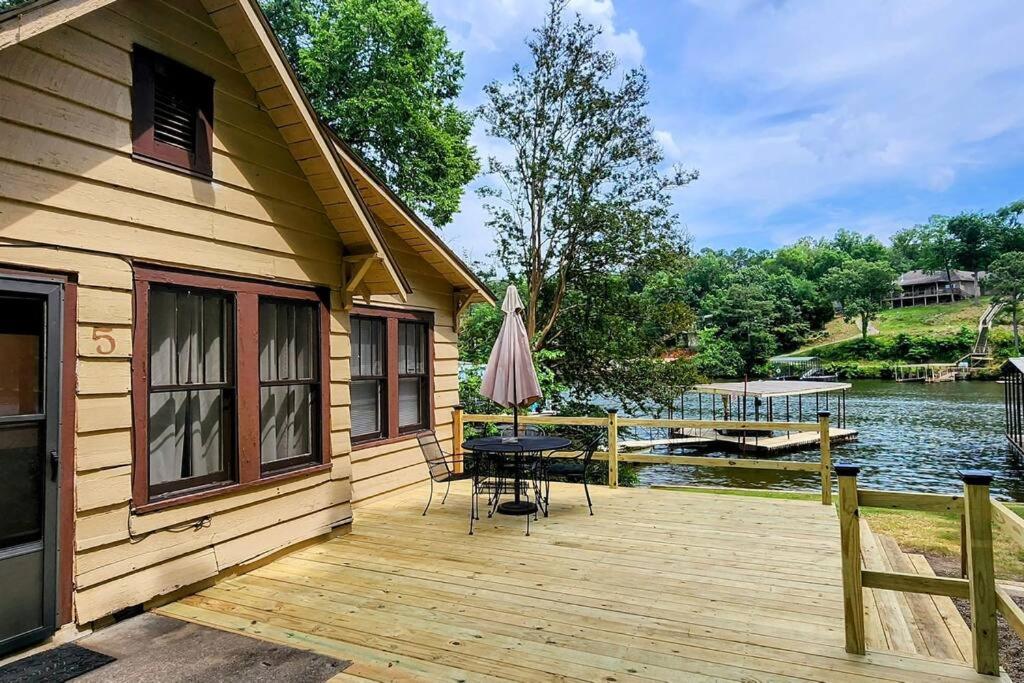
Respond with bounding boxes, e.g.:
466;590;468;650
463;435;571;516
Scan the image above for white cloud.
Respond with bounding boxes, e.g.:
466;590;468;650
427;0;644;64
660;0;1024;246
654;130;682;160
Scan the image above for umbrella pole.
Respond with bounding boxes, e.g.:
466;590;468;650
513;354;519;437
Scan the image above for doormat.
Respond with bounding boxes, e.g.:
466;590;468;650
0;643;114;682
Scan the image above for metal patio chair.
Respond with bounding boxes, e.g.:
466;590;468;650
418;432;473;516
542;434;603;515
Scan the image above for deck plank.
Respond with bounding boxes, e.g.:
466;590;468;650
155;484;1006;682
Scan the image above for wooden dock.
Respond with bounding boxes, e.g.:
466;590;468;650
622;427;859;453
156;483;1005;682
712;426;860;452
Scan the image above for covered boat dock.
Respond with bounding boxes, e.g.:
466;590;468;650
652;380;858;453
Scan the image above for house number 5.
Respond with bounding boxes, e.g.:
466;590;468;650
92;327;116;355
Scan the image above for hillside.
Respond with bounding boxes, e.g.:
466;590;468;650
797;299;997;353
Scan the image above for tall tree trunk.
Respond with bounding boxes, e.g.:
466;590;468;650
861;315;869;341
974;270;981;300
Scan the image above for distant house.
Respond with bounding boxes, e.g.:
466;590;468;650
890;270;986;308
1007;359;1024;457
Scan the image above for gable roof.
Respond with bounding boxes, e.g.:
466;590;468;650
0;0;411;299
1006;358;1024;375
330;135;495;306
898;269;983;286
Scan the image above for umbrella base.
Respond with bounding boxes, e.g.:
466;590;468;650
496;500;537;516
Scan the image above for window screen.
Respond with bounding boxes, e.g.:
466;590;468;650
397;321;428;431
350;316;385;440
259;299;319;473
148;286;234;496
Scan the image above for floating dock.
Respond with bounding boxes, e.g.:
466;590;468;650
621;427;859;453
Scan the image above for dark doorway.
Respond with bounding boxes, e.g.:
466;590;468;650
0;277;62;657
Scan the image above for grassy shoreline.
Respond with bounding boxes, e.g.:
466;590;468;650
656;485;1024;579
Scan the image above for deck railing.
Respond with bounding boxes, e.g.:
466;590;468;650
835;465;1024;675
453;406;834;504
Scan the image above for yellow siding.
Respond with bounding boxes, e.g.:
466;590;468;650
0;0;363;625
347;231;462;506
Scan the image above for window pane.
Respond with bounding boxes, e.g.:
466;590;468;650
351;379;381;437
0;425;44;549
150;288;176;387
0;296;43;417
149;389;230;488
202;296;226;384
190;389;225;477
398;322;425;375
352;317;383;377
260;384;313;465
261;300;316;382
149;390;186;486
294;305;314;380
259;300;277;382
398;377;422;428
176;292;201;384
152;288;230;388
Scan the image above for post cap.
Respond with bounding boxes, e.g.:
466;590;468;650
453;404;464;411
607;408;618;414
958;469;994;486
818;411;831;418
834;463;860;477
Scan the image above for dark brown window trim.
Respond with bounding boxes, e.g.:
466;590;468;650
131;266;332;510
131;461;333;515
349;305;435;448
131;45;214;179
351;429;435;452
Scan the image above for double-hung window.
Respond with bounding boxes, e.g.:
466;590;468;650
350;307;433;446
133;267;331;510
147;287;235;497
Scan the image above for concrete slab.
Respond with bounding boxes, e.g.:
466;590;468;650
74;613;348;682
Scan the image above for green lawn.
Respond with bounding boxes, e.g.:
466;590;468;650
657;485;1024;579
797;299;993;354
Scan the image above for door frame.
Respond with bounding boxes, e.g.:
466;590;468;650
0;267;77;653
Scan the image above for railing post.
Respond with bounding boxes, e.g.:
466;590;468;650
607;409;619;489
960;469;999;676
452;404;464;474
819;411;832;505
835;463;865;655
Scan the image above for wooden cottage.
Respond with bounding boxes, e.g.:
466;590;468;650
1006;359;1024;457
0;0;493;657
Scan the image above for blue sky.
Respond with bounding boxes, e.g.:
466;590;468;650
423;0;1024;265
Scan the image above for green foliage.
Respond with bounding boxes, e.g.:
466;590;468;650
260;0;478;226
988;251;1024;353
814;327;976;363
478;0;697;351
821;259;899;340
693;328;743;379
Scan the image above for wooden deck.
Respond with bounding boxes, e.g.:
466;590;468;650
156;484;1006;682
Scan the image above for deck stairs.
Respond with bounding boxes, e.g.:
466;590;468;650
860;518;973;663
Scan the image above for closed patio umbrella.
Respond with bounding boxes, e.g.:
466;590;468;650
480;285;542;436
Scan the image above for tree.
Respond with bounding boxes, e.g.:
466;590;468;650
947;212;998;297
477;0;697;351
261;0;478;226
821;259;899;341
701;278;780;375
988;252;1024;353
917;216;958;284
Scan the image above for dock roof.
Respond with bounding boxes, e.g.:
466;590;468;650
694;379;852;398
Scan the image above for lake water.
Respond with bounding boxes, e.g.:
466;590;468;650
634;379;1024;500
